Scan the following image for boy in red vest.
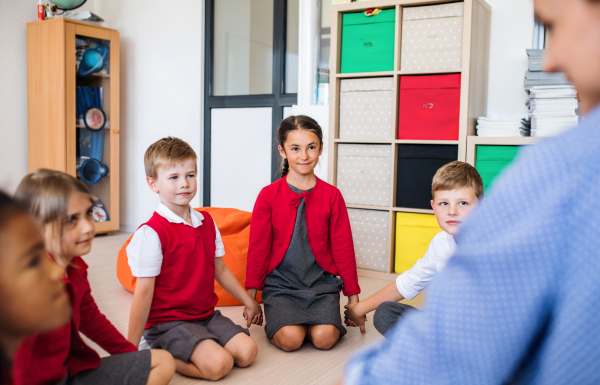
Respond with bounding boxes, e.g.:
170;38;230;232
127;137;263;381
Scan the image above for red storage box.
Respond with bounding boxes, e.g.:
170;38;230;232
398;74;461;140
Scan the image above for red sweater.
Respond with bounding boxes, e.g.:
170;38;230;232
12;257;137;385
143;211;218;328
246;177;360;296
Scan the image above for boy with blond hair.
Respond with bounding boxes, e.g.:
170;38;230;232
127;137;262;380
345;161;483;336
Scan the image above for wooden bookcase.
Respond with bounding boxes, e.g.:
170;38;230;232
327;0;491;279
27;18;120;234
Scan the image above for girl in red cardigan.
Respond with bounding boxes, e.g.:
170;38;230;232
0;191;71;385
12;170;175;385
245;115;361;352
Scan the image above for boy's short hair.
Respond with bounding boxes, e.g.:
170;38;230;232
432;161;484;199
144;137;197;179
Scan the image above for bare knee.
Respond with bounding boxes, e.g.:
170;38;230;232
225;333;258;368
235;339;258;367
199;350;234;381
148;349;175;385
272;327;305;352
190;341;234;381
309;325;340;350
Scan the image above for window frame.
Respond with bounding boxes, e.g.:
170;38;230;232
203;0;298;206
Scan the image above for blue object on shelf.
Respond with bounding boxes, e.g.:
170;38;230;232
78;44;109;76
78;130;104;161
80;158;109;185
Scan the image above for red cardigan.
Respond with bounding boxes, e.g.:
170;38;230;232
246;177;360;296
12;257;137;384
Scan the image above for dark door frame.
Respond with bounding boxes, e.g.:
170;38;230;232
203;0;298;206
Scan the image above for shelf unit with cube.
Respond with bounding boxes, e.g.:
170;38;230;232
328;0;491;278
27;19;120;234
466;136;539;192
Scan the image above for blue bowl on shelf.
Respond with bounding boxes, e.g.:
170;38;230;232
78;44;109;76
80;158;109;184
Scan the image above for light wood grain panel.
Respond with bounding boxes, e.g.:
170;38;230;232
73;22;113;40
108;30;121;233
332;0;458;12
387;208;396;273
397;69;462;75
27;20;67;173
335;71;395;79
394;5;402;72
466;136;540;165
392;207;434;214
456;0;474;162
328;11;341;185
395;139;460;144
65;23;77;177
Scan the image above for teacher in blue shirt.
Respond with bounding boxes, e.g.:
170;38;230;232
343;0;600;384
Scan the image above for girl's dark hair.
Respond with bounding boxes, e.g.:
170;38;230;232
0;191;27;383
277;115;323;177
0;190;27;232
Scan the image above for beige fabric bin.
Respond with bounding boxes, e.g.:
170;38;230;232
348;208;390;272
339;78;395;141
337;144;391;207
400;2;464;71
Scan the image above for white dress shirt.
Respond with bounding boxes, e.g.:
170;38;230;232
395;231;457;300
127;203;225;278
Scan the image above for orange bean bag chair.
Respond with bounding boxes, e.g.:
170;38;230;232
116;207;262;305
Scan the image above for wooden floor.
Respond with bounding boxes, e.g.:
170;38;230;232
84;232;424;384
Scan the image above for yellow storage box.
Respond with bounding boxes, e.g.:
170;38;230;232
394;212;441;274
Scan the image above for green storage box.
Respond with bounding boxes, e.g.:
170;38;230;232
340;9;395;73
475;145;521;190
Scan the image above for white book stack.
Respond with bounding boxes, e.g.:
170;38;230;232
528;85;578;137
476;118;523;137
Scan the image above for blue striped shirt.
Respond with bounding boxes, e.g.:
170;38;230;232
345;105;600;385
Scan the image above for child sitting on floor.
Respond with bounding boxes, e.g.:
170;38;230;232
345;161;483;336
127;137;262;381
0;191;71;385
246;115;361;352
12;169;176;385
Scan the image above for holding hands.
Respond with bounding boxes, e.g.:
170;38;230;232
243;298;263;327
344;294;368;335
244;288;263;327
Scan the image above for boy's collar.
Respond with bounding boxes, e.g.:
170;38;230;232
156;202;204;228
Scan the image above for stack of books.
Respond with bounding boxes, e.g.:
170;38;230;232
476;118;523;137
522;49;578;137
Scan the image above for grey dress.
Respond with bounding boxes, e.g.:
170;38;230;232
262;183;346;340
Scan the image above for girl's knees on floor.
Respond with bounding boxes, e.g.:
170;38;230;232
271;325;308;352
308;325;340;350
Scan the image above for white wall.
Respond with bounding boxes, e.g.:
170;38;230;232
210;108;272;212
485;0;534;118
0;1;97;194
94;0;204;231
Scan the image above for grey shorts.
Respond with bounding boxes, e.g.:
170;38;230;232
59;350;151;385
142;310;249;362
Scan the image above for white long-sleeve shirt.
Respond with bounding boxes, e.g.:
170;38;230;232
395;231;457;300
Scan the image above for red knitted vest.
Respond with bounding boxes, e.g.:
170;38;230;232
144;211;218;328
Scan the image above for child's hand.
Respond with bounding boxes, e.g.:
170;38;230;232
344;303;367;335
243;300;263;328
